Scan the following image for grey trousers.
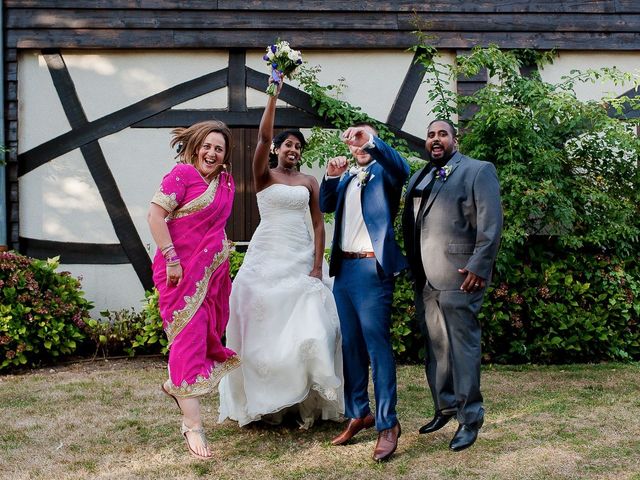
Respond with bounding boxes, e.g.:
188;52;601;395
421;285;485;425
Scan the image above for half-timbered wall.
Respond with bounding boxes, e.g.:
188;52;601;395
3;1;640;312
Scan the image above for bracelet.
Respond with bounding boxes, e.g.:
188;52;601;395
163;248;178;261
166;259;181;267
160;243;174;254
165;253;180;263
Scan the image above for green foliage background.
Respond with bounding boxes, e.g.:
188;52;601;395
2;44;639;370
298;44;640;364
0;252;92;370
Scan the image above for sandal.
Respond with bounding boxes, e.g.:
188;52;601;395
161;383;182;413
181;422;212;460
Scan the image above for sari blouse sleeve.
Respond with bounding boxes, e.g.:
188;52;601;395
150;163;192;213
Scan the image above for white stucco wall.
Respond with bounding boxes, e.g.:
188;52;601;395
17;48;638;313
18;52;71;151
246;49;456;137
62;50;230;121
539;51;639;102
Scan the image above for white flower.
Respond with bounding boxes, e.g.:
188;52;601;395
435;165;452;181
287;50;299;61
280;44;291;54
349;166;373;187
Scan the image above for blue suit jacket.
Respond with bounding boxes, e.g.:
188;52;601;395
319;137;410;277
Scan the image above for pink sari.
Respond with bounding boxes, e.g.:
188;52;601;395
151;163;240;398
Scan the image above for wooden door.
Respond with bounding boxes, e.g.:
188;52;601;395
227;128;260;246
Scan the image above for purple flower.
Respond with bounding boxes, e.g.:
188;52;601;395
435;165;452;181
296;59;302;65
263;54;269;61
270;45;277;53
272;62;277;68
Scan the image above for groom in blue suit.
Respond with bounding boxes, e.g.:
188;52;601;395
319;122;409;462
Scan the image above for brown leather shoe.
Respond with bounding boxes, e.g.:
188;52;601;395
331;412;375;445
372;421;401;462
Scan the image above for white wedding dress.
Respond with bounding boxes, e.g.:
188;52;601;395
218;183;344;428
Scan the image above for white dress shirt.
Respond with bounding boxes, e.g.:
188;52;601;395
340;174;374;253
327;133;377;253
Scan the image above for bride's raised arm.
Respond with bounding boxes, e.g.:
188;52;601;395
253;76;283;192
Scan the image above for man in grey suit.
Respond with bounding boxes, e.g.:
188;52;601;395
402;119;502;451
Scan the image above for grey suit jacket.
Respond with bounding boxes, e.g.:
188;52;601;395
402;151;503;291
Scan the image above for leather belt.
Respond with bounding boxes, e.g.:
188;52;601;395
342;251;375;259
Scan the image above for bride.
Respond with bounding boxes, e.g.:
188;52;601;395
218;75;344;429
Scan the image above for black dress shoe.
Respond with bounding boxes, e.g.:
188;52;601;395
449;418;484;451
418;411;455;434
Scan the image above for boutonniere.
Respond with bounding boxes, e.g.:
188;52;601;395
349;166;374;187
435;165;452;181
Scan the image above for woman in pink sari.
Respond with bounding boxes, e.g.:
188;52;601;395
147;120;240;460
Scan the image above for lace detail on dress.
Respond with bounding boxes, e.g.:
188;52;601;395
312;383;338;402
257;183;309;211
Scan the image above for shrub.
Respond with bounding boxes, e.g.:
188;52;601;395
84;308;146;358
0;251;92;370
296;43;640;364
83;290;168;358
449;46;640;363
480;246;640;363
229;249;245;280
133;288;168;355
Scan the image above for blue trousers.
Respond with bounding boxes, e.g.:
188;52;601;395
332;258;397;431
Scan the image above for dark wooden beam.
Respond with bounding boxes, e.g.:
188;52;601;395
608;85;640;119
9;29;640;50
399;13;640;32
245;67;318;116
19;68;228;175
20;237;130;264
42;51;153;288
133;108;333;129
6;9;399;30
387;50;427;130
456;49;489;122
9;10;640;33
228;49;247;112
7;1;630;14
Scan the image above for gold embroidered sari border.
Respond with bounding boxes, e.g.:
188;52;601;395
164;238;231;346
168;175;220;220
151;190;178;212
165;355;242;398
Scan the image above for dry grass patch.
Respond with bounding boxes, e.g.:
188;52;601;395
1;359;639;479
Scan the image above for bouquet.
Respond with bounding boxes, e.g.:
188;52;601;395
263;40;303;96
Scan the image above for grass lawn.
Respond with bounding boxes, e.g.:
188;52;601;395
1;358;639;480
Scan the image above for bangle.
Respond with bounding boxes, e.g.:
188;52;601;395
166;259;180;267
160;243;174;254
165;253;180;263
163;248;178;261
